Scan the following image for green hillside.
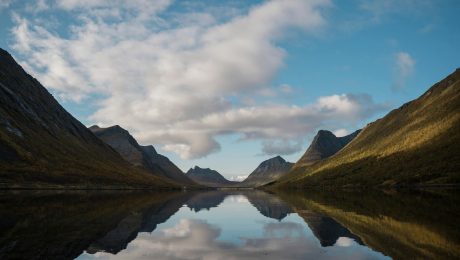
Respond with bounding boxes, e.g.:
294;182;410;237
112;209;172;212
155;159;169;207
275;69;460;188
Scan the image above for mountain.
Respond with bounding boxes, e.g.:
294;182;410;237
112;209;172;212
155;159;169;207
242;156;293;187
244;190;294;221
185;191;229;212
186;166;235;187
89;125;195;186
0;48;177;189
297;130;360;166
0;191;191;259
297;210;363;247
276;69;460;188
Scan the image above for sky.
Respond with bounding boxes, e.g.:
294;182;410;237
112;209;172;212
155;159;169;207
0;0;459;180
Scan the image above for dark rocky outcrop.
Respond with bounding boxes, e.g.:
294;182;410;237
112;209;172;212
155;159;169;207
297;130;361;166
90;125;195;186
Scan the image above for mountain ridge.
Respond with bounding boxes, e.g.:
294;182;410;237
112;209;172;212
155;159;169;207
0;48;178;189
186;166;235;187
275;68;460;188
89;125;195;186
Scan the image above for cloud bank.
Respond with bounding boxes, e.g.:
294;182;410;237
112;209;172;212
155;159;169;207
10;0;385;159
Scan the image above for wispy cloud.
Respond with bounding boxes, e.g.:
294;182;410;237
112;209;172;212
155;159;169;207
261;139;303;156
9;0;386;159
0;0;13;9
393;51;416;90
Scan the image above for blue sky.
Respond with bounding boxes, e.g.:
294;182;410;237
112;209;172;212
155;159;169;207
1;0;459;179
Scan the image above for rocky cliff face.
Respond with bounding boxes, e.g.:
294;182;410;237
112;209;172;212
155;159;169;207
90;125;195;186
242;156;293;187
186;166;234;187
296;130;361;166
0;48;176;189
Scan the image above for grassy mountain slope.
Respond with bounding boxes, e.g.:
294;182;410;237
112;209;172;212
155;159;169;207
276;69;460;188
0;48;178;189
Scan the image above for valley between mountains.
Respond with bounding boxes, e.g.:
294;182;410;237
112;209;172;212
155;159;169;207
0;48;459;189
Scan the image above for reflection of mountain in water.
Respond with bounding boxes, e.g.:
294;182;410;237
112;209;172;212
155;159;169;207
185;191;229;212
244;191;293;221
2;189;454;260
278;189;460;259
297;210;363;246
0;191;190;259
86;192;191;254
185;190;294;221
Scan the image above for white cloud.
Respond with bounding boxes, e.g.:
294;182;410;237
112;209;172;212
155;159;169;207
333;128;348;137
335;237;355;247
229;175;249;182
10;0;385;159
393;51;415;90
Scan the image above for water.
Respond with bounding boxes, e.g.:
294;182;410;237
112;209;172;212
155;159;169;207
0;189;458;259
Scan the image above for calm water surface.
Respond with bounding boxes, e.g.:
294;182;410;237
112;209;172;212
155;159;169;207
0;189;458;259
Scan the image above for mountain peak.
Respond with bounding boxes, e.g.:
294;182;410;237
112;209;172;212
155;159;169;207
186;166;233;187
297;129;360;166
242;156;293;186
263;155;287;165
89;125;195;185
0;47;178;188
317;129;334;135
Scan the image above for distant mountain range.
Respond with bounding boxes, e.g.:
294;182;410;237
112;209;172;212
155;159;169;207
0;48;178;189
275;68;460;188
186;166;235;187
242;156;293;187
90;125;195;186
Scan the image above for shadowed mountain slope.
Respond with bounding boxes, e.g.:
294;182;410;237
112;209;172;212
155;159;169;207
297;130;360;166
186;166;235;187
276;69;460;188
0;48;177;189
90;125;195;186
242;156;293;187
0;191;190;259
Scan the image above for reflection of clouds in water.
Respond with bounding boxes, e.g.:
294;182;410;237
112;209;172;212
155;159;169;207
335;237;354;247
82;219;386;260
225;195;249;203
263;222;305;238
